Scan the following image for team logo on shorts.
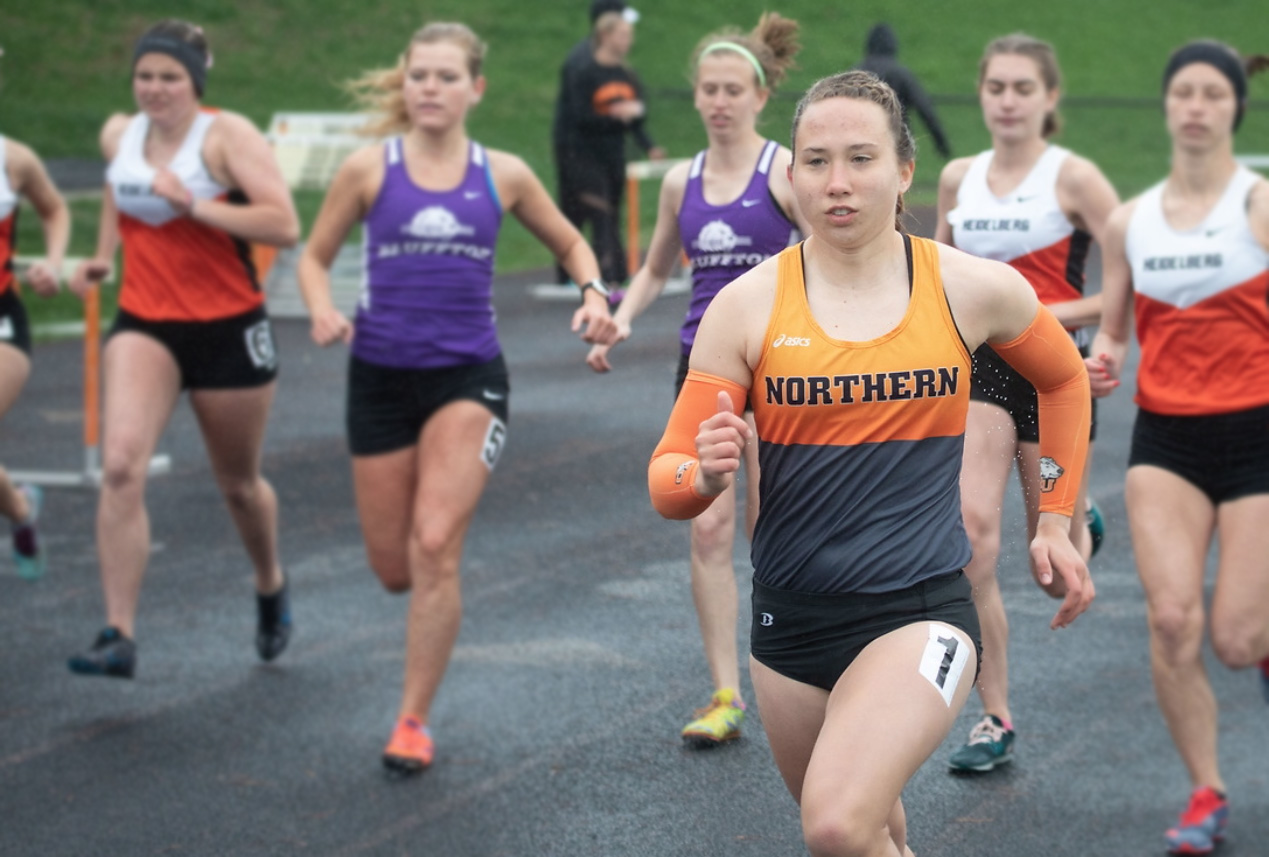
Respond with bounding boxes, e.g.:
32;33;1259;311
1038;456;1065;493
244;320;278;371
759;612;774;627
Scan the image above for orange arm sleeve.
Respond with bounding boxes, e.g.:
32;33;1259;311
991;306;1092;516
648;370;749;520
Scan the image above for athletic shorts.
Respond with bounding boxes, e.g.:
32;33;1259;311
346;353;510;458
110;306;278;390
750;570;982;692
0;290;32;356
1129;404;1269;505
970;343;1097;443
675;353;752;413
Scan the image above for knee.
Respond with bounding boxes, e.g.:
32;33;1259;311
961;505;1001;559
802;811;877;857
692;515;733;554
1209;622;1262;670
408;522;463;583
219;476;264;514
1148;602;1204;661
99;449;149;497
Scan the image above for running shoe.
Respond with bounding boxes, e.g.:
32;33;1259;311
255;581;292;662
1165;786;1228;855
948;714;1015;772
1087;498;1106;558
11;483;45;581
681;688;746;747
382;716;434;774
1258;656;1269;705
67;627;137;679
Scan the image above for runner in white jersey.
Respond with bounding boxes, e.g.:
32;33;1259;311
0;133;69;581
934;33;1119;774
1088;40;1269;855
586;14;807;748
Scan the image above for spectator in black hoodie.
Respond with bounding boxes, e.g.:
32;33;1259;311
856;23;952;159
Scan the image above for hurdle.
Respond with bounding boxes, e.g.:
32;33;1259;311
11;271;170;488
625;158;688;276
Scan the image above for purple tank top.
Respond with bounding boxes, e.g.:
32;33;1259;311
677;140;798;355
353;139;503;369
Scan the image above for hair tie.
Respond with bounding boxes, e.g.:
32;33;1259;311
133;35;208;97
1162;42;1246;131
700;41;767;89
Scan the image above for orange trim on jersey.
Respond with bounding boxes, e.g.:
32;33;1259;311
991;306;1091;516
593;82;639;116
752;239;972;448
1134;271;1269;415
0;210;15;296
1010;234;1085;308
118;203;263;322
649;370;748;520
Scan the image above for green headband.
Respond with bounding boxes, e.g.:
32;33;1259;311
700;41;766;89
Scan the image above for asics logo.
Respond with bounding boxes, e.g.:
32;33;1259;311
772;334;811;348
759;613;774;626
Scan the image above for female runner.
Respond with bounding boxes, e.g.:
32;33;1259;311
588;12;805;747
297;22;616;774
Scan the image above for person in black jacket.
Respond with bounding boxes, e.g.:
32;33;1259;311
552;3;663;290
856;23;952;159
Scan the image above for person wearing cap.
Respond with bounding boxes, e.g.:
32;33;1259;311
66;18;300;680
551;2;663;294
854;23;951;160
1088;39;1269;855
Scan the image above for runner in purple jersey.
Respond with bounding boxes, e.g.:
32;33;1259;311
588;13;808;748
298;21;616;776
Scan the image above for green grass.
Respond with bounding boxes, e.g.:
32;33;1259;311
7;0;1269;327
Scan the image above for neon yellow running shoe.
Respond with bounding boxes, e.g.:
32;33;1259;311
681;688;746;747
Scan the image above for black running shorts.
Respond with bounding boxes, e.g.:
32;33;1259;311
750;571;982;692
0;290;32;356
1129;404;1269;505
110;306;278;390
345;353;510;457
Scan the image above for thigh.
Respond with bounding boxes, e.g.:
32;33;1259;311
0;344;31;417
413;399;503;540
190;383;277;482
352;445;418;586
749;656;830;803
802;622;977;823
101;332;183;465
1125;465;1216;610
1211;493;1269;630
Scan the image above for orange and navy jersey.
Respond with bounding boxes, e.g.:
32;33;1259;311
947;146;1089;335
107;110;263;322
0;136;18;296
1126;166;1269;416
750;237;973;594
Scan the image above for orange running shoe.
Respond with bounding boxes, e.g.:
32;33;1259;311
382;716;434;774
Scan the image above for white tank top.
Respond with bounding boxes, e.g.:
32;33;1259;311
947;145;1076;264
0;137;16;221
106;111;227;227
1124;166;1269;416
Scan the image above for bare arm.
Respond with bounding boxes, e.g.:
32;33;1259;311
490;149;616;345
1087;201;1137;398
176;111;300;247
587;162;687;371
296;145;380;346
69;115;130;297
7;139;69;296
934;157;972;246
1049;155;1122;330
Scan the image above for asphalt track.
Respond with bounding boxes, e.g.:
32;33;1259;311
2;240;1267;856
